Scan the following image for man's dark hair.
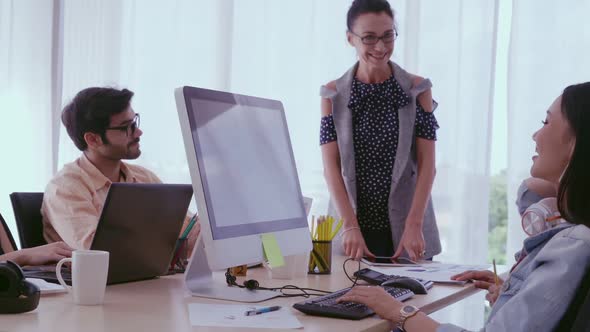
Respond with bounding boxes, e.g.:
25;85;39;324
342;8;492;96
346;0;394;31
61;87;134;151
557;82;590;228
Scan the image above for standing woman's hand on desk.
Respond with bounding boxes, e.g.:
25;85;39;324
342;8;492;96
393;221;425;262
341;227;375;260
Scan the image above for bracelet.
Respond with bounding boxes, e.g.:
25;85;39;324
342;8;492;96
340;226;361;236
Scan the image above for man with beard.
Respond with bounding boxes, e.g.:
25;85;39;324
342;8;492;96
41;87;199;250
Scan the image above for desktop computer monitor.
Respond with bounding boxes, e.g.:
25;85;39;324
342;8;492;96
175;86;312;302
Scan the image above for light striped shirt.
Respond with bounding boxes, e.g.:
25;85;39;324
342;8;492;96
41;154;162;249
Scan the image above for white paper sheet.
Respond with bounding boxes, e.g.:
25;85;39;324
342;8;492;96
188;303;303;329
371;263;490;284
26;278;67;294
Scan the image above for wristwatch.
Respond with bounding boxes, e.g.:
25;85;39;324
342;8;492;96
397;305;420;331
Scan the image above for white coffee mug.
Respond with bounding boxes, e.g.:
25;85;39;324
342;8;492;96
56;250;109;305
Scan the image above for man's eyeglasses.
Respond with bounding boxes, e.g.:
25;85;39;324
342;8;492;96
105;114;140;137
350;30;398;45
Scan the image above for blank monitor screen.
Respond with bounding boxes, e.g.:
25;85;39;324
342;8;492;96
184;88;307;240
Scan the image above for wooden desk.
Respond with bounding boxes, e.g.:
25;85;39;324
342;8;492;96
1;257;480;332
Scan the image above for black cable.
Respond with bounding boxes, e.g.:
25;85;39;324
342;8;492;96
225;268;332;298
249;258;363;298
276;285;332;297
342;257;361;287
225;258;365;299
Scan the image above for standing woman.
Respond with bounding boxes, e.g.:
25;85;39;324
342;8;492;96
320;0;441;260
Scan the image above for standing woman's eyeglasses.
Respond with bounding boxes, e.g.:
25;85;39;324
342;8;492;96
105;114;140;137
349;30;398;45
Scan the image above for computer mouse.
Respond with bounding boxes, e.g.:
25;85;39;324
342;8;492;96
381;277;428;294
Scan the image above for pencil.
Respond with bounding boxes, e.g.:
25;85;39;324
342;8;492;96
180;215;197;239
493;259;499;286
318;216;325;240
311;215;316;240
329;218;343;240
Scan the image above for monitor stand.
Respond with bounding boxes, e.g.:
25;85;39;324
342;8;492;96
184;237;279;302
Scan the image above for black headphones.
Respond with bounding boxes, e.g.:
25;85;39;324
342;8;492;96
225;269;261;290
0;261;40;314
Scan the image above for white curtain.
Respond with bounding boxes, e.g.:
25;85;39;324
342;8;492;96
398;0;497;266
0;0;55;244
505;0;590;263
393;1;498;329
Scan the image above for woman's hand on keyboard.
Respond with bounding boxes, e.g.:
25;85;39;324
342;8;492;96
337;286;403;323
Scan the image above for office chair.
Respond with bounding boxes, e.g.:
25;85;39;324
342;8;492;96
0;212;18;253
9;193;46;249
556;265;590;332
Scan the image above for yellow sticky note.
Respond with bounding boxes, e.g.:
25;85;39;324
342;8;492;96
261;233;285;268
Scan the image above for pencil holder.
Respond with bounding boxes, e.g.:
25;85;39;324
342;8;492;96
308;240;332;274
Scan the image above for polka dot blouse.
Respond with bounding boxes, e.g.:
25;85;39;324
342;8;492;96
320;75;439;230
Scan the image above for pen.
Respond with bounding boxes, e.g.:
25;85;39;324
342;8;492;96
245;306;281;316
180;214;197;239
493;259;499;286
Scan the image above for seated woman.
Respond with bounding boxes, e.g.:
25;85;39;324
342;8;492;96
1;212;72;266
338;82;590;332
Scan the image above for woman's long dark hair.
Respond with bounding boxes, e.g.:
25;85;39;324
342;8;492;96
557;82;590;227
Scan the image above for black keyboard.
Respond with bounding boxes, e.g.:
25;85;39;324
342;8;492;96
293;286;414;320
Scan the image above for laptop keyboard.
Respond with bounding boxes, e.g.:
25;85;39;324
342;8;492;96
23;267;71;285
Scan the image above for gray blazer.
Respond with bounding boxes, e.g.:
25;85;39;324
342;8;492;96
320;61;441;258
